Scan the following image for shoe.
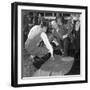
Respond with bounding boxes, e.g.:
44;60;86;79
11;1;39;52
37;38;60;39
33;53;51;69
33;56;43;69
54;49;62;55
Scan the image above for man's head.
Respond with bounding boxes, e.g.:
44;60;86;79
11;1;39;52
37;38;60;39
56;16;63;25
38;13;42;18
75;20;80;31
41;21;48;32
51;21;58;29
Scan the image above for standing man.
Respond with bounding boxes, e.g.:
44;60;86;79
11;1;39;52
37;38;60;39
72;20;80;58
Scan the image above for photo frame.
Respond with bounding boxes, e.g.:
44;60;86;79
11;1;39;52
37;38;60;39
11;2;88;87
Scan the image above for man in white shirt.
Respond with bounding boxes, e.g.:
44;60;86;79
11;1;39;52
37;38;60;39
25;22;54;68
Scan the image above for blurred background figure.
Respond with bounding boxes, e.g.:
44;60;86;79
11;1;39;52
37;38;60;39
72;20;80;59
67;14;80;58
38;13;43;25
33;12;38;25
56;12;64;26
63;15;73;56
23;15;32;44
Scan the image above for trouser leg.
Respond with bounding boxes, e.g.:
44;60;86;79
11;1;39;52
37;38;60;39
33;53;51;69
63;37;70;56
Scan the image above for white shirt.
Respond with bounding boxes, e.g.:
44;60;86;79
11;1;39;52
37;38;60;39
28;25;53;56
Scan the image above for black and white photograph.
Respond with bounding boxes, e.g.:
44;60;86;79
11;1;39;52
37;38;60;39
11;2;88;87
22;10;80;77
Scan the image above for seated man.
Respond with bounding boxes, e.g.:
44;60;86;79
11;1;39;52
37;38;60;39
25;22;54;69
51;20;73;56
50;21;67;55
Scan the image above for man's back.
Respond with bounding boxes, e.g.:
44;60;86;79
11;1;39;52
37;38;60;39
28;25;42;40
25;25;42;54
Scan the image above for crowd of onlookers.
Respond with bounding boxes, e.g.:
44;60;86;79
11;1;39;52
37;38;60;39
23;12;80;59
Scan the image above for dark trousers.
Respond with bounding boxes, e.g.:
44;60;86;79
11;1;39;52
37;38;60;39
63;37;71;56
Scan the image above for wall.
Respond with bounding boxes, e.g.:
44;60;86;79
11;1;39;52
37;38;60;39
0;0;89;90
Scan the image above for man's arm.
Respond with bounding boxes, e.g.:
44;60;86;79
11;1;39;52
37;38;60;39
40;32;54;58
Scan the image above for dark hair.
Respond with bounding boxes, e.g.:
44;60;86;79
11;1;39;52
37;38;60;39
41;21;48;27
56;16;64;24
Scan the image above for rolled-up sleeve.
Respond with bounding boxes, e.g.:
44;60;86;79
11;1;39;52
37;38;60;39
40;32;53;55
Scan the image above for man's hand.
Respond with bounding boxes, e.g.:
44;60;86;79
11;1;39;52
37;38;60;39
50;53;55;61
41;32;55;61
